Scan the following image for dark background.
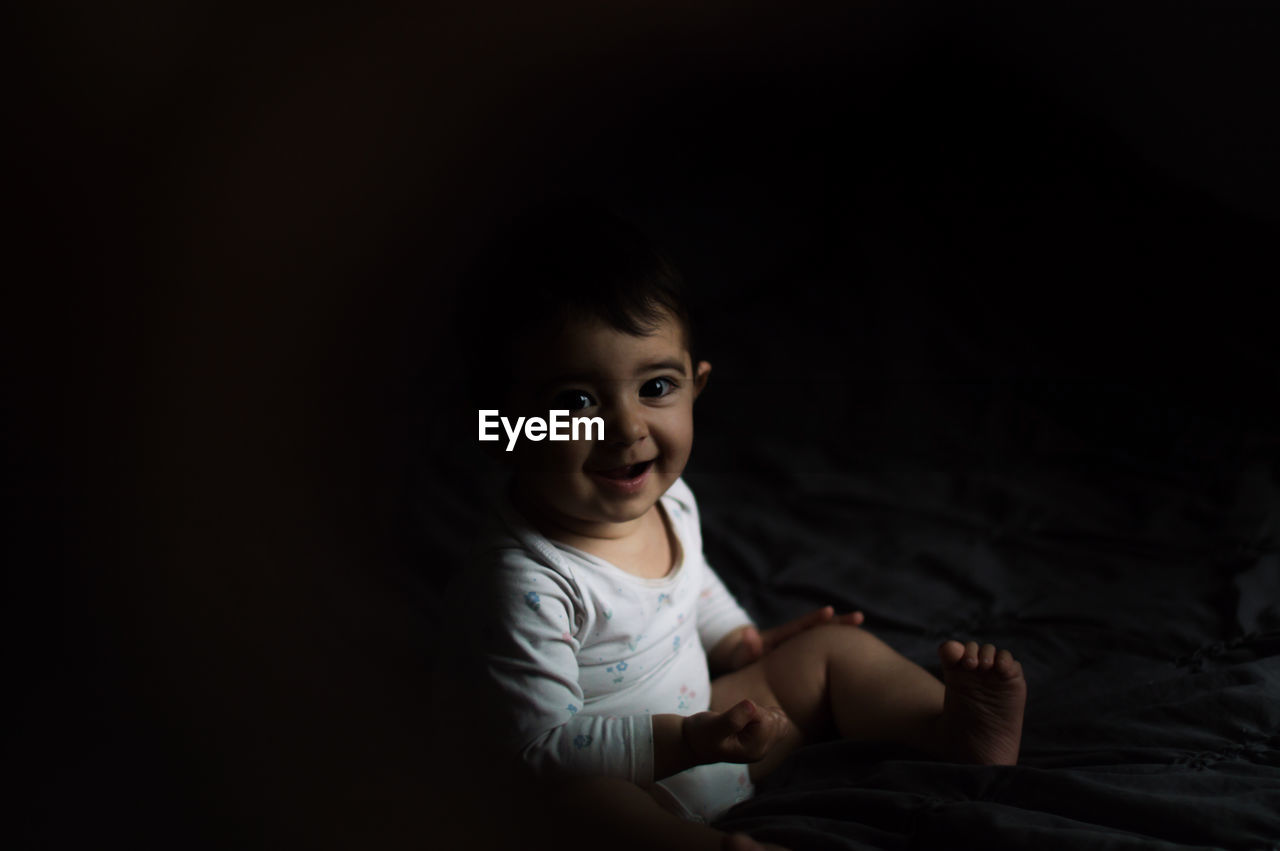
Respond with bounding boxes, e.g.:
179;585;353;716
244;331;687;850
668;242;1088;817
8;2;1278;848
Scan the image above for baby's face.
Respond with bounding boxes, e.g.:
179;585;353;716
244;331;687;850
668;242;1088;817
505;311;710;535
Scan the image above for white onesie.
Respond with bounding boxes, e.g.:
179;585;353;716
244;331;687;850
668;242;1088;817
453;477;757;822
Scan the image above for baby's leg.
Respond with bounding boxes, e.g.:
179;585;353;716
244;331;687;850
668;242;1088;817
711;625;1025;777
541;776;789;851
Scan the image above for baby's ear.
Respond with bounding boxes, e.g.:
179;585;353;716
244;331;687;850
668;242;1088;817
692;360;712;399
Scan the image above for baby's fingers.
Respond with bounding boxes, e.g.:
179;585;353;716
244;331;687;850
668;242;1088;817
762;607;834;650
835;610;865;627
721;699;762;734
737;706;790;762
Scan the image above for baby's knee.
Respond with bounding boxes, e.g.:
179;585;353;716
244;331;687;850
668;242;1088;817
793;623;902;669
759;622;875;685
805;621;878;651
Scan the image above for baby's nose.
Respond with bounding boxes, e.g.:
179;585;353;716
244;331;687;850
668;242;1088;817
607;404;648;445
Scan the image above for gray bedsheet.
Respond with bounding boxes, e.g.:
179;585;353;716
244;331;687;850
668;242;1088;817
689;462;1280;849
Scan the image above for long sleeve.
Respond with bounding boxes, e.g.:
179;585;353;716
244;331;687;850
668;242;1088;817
470;549;656;785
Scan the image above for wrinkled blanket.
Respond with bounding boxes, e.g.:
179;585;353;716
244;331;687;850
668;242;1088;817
690;459;1280;850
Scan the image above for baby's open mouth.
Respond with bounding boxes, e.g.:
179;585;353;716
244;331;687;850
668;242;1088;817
594;459;654;480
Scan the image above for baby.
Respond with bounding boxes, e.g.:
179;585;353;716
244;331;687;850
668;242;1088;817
450;204;1027;851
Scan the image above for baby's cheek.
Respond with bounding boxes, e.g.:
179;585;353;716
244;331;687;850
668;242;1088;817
659;429;694;470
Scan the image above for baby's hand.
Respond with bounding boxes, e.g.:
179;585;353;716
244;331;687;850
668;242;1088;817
682;699;790;765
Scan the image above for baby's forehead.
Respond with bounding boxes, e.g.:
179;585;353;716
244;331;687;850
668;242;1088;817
513;313;692;383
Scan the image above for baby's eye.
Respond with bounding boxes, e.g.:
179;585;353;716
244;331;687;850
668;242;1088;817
639;377;677;399
551;389;597;412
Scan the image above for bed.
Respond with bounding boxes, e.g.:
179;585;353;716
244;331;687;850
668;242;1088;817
691;460;1280;850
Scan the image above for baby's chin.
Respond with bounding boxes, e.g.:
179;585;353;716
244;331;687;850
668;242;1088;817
583;492;662;525
580;483;673;524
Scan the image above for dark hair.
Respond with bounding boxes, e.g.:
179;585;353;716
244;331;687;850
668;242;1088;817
457;200;694;410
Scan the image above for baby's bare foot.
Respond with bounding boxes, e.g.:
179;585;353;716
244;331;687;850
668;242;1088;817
722;832;790;851
936;640;1026;765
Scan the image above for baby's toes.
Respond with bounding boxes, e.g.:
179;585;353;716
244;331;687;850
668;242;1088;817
938;639;966;666
979;643;997;670
962;640;980;669
994;648;1023;678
